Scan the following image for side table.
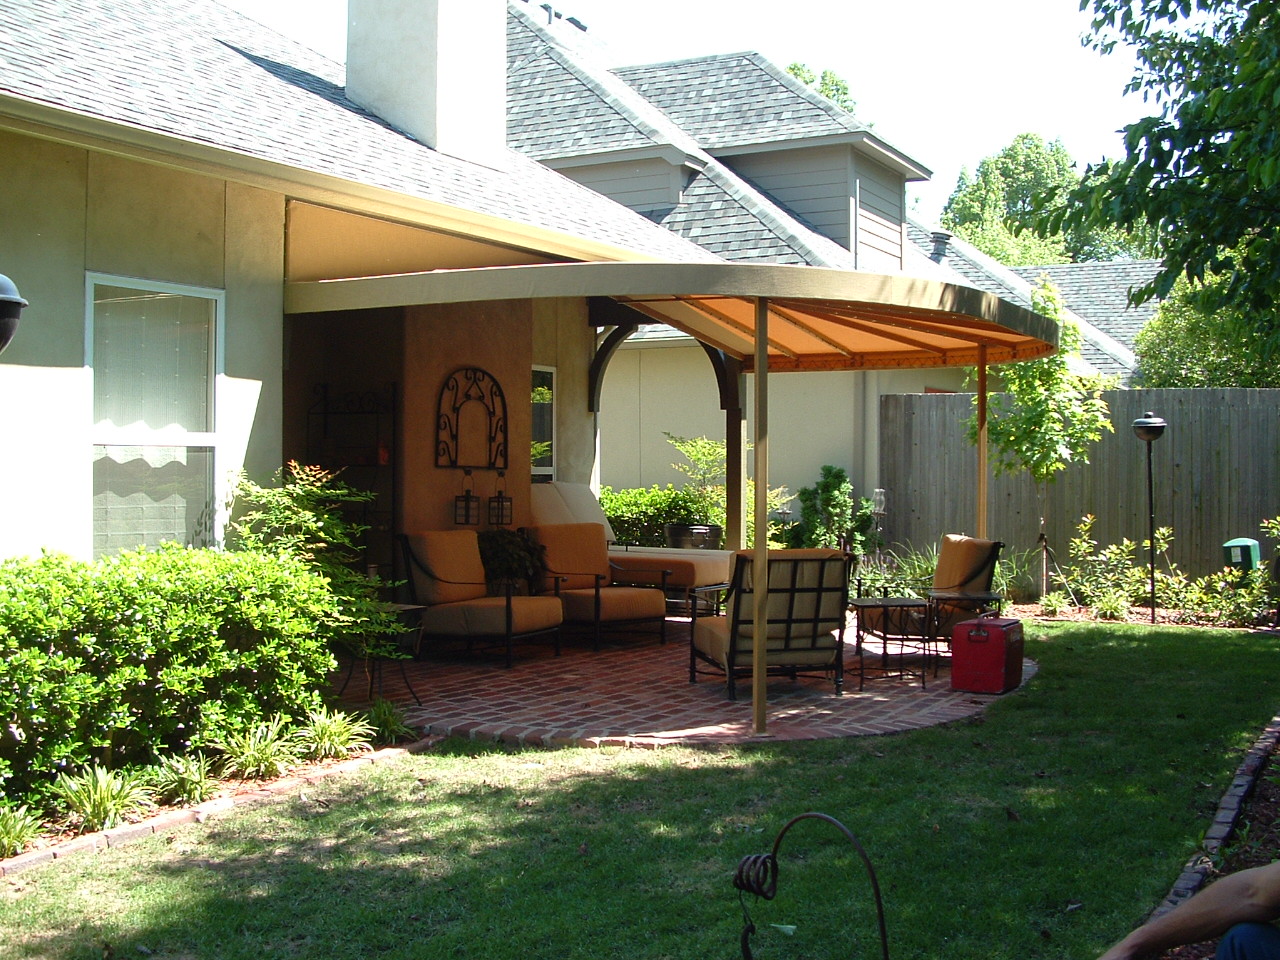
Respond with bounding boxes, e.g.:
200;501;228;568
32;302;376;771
337;603;424;705
848;597;931;690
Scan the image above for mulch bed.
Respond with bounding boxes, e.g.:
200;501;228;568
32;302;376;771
1159;760;1280;959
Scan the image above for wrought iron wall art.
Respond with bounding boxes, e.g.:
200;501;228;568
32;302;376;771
436;367;509;470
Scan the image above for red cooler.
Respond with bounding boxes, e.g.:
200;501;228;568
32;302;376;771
950;615;1024;694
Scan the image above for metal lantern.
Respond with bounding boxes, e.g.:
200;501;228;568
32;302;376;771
454;469;480;525
488;470;513;526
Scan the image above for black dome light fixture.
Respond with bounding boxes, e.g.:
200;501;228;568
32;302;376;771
1132;411;1168;623
0;273;27;356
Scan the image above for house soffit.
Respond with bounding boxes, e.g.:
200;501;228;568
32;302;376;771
285;202;560;282
710;132;932;181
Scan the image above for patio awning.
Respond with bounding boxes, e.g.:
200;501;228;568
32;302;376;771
287;260;1059;737
284;260;1059;372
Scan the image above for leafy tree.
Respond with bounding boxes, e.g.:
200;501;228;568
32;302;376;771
663;432;790;546
968;279;1114;591
227;462;403;659
1046;1;1280;325
944;133;1143;264
786;62;855;113
1135;275;1280;387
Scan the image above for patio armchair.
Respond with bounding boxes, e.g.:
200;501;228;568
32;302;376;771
852;534;1003;688
689;549;853;700
399;530;562;668
524;522;669;649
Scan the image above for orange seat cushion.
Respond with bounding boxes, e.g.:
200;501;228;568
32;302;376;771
419;595;563;637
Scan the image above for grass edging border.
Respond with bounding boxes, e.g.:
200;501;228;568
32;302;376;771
1150;710;1280;919
0;736;446;879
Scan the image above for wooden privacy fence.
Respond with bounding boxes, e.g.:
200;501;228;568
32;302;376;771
878;388;1280;579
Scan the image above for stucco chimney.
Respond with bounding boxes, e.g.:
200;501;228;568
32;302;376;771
930;230;952;262
346;0;507;165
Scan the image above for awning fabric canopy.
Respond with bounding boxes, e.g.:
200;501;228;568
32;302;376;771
285;261;1060;371
287;258;1059;737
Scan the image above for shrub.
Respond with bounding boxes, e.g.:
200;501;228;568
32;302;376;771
148;752;218;806
217;715;301;780
365;698;417;745
227;462;404;660
0;804;43;857
599;484;700;547
295;707;375;760
53;765;152;834
782;465;878;555
1091;590;1131;621
0;546;337;806
1039;591;1072;617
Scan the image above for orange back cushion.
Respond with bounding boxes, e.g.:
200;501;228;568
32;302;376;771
527;523;609;591
404;530;487;605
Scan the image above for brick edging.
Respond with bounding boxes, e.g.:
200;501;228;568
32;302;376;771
0;737;444;878
1149;713;1280;919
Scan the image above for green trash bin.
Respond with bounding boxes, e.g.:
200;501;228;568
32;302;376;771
1223;538;1260;571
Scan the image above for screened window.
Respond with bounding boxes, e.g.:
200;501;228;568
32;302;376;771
89;277;222;557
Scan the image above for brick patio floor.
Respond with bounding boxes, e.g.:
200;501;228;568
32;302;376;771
335;617;1036;748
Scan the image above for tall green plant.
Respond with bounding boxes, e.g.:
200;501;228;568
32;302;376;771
968;279;1114;591
227;462;403;659
783;465;877;554
662;433;789;546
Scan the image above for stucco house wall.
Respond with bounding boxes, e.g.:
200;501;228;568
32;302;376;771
0;129;283;559
597;336;967;501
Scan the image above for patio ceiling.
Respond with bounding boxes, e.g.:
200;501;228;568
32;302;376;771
283;260;1060;372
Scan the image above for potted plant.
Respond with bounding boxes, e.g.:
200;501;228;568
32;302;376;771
477;528;546;594
662;433;725;549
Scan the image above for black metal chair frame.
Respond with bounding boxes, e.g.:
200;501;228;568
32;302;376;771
852;539;1004;689
544;558;671;650
689;552;852;701
398;534;561;669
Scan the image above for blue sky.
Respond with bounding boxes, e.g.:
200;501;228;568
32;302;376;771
221;0;1150;225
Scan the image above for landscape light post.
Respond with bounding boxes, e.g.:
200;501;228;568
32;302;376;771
1132;411;1167;624
0;273;27;356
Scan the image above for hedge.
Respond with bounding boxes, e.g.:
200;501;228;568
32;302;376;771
0;545;338;806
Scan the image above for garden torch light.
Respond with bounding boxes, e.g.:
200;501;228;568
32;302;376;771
1132;412;1167;624
0;273;27;356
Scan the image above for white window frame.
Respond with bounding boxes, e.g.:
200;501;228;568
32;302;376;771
86;273;227;550
532;365;556;480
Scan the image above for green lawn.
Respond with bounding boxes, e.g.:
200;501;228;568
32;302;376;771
4;622;1278;960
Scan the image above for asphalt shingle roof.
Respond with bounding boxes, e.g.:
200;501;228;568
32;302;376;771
905;221;1142;383
507;8;679;159
506;7;858;270
654;164;858;267
1009;261;1163;351
614;52;869;150
0;0;717;263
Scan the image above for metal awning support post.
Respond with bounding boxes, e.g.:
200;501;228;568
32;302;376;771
752;296;770;736
976;345;988;538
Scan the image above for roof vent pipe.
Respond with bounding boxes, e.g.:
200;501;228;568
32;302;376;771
930;230;952;263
